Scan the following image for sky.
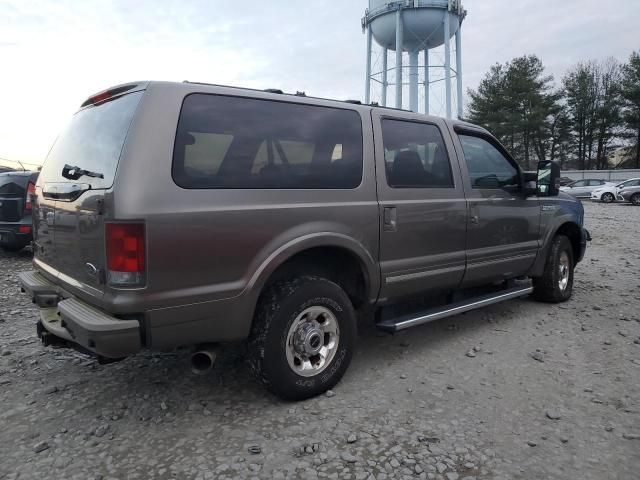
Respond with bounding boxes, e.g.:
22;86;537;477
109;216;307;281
0;0;638;166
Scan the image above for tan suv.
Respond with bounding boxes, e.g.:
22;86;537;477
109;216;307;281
20;81;589;399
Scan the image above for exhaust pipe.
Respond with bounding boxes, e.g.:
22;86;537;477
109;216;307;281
190;344;219;375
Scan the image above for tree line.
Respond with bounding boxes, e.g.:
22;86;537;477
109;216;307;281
466;51;640;170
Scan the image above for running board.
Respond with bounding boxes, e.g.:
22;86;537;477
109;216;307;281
376;285;533;332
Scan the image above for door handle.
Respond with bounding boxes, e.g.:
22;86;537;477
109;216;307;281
469;203;480;225
383;206;397;232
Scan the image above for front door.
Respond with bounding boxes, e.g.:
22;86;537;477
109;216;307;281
451;129;541;286
373;111;468;301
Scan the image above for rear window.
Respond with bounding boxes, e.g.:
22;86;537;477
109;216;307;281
39;91;143;188
0;174;28;195
172;94;363;189
381;119;454;188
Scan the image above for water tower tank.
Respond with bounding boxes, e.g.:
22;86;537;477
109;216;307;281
363;0;467;118
368;0;461;51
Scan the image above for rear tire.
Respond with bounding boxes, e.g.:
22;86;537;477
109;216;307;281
631;193;640;206
533;235;574;303
248;276;356;401
601;192;615;203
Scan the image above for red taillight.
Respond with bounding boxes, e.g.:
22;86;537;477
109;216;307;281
89;91;111;105
80;84;137;108
19;225;31;234
105;223;145;286
24;181;35;212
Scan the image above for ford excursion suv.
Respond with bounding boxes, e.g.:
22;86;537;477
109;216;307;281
19;81;589;400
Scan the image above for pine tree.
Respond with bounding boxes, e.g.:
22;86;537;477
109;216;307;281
563;60;622;170
620;51;640;168
467;55;558;170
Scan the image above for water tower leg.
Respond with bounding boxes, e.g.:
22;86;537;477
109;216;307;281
444;11;452;119
365;26;372;105
382;47;388;107
456;26;463;119
424;49;430;115
409;50;419;112
395;7;403;109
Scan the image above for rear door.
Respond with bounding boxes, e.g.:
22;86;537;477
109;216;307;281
586;179;605;194
451;129;540;286
568;180;589;196
34;88;144;298
373;111;468;300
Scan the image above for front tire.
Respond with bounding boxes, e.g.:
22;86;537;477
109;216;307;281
631;193;640;206
533;235;574;303
601;192;615;203
248;276;356;401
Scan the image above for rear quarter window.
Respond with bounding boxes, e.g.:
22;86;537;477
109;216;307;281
172;94;363;189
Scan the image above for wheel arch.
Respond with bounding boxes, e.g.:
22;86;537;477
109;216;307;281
245;233;379;319
530;219;583;277
554;222;582;262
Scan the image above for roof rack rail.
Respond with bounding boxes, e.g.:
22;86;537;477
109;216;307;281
181;81;417;112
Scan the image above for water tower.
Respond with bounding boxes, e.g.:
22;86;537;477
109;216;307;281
362;0;466;118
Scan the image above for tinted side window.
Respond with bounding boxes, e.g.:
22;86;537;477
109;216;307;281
172;94;363;189
381;119;453;188
572;180;587;187
458;135;518;189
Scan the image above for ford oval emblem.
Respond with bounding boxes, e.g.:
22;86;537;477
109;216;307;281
85;263;98;276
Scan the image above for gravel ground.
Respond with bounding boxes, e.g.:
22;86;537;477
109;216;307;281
1;201;639;480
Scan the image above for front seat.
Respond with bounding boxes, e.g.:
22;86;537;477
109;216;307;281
389;150;428;187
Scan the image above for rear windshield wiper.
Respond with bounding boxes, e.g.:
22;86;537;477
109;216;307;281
62;164;104;180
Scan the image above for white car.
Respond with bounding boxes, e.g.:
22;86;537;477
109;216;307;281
590;178;640;203
560;179;614;198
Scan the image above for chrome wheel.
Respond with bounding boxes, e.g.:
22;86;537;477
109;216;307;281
285;306;340;377
601;192;614;203
558;251;570;292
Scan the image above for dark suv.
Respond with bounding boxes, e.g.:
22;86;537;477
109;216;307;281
0;171;39;251
19;81;589;400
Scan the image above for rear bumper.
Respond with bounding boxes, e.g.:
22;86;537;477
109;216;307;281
0;219;32;246
19;270;141;359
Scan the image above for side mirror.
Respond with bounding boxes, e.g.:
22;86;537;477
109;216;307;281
536;160;560;196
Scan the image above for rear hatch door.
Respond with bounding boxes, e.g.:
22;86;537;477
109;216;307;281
0;173;29;222
34;87;144;300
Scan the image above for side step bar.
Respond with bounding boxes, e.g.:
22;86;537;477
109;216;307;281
376;285;533;332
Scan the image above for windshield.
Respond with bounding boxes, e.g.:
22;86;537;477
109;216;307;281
39;91;143;188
